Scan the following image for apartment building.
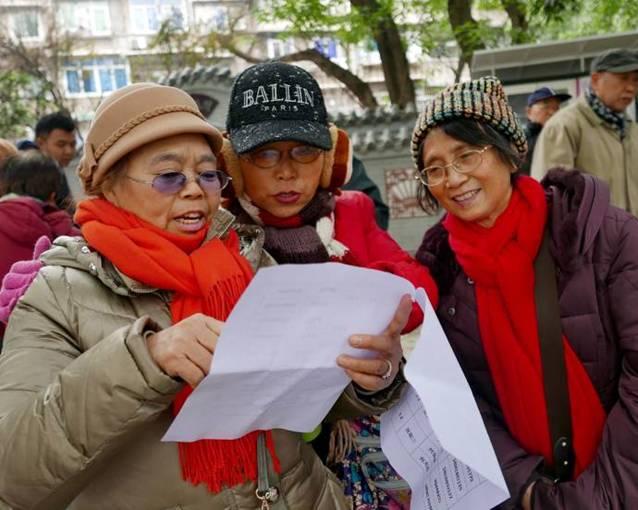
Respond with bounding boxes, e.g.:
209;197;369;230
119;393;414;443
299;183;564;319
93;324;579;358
0;0;458;126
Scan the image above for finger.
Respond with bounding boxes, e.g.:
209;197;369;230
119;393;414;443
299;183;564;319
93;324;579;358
168;357;207;388
349;333;396;355
192;322;219;353
203;316;224;335
192;313;223;336
337;355;391;377
344;369;385;393
183;340;215;374
384;294;413;338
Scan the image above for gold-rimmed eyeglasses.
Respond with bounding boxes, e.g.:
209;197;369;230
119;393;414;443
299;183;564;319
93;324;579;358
415;146;492;187
241;145;324;169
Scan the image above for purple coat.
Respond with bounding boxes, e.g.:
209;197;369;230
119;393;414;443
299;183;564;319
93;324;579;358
416;169;638;509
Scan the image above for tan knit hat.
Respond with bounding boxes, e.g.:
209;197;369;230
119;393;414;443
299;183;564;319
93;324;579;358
78;83;223;195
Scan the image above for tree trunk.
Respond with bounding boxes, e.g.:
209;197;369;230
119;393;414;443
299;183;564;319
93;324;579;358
447;0;485;75
350;0;415;107
500;0;530;44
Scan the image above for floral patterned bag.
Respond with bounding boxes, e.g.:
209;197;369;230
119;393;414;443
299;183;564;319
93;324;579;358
326;416;411;510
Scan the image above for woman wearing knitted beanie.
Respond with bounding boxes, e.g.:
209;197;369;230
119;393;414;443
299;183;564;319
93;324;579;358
220;61;438;509
413;76;638;509
0;83;413;509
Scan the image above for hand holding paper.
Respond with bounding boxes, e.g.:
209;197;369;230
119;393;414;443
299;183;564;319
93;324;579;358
163;262;416;442
337;294;412;391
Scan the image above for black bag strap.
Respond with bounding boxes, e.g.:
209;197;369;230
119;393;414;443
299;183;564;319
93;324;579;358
533;227;574;482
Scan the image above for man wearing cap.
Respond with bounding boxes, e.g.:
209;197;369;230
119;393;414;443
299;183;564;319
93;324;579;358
520;86;571;175
532;48;638;216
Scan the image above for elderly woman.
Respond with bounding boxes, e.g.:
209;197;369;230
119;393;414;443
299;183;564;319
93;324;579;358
220;62;436;508
0;83;411;509
413;77;638;509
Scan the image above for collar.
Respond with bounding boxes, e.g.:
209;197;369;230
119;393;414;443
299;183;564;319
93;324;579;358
585;88;626;137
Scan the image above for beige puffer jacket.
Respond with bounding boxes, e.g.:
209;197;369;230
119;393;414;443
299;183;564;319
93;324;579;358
0;209;404;510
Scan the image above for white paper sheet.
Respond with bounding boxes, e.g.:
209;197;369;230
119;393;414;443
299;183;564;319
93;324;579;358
163;262;416;442
381;292;509;510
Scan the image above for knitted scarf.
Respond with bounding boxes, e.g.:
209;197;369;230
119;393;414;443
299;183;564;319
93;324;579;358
75;198;280;492
586;87;626;138
443;176;606;478
233;189;349;264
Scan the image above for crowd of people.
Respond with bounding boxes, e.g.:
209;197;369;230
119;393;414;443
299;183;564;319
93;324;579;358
0;46;636;510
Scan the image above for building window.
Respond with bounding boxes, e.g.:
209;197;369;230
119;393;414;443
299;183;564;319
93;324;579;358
9;8;40;39
314;38;337;59
64;57;129;96
192;4;228;31
129;0;185;34
267;38;294;59
58;1;111;36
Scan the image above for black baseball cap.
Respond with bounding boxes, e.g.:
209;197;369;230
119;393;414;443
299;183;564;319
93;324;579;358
226;62;332;154
527;87;572;107
591;48;638;74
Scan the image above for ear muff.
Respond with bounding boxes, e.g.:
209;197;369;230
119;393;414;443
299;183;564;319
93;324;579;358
320;124;353;191
219;136;243;198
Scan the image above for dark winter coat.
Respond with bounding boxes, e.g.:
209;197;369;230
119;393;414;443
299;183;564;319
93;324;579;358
415;168;638;509
521;122;543;176
342;156;390;229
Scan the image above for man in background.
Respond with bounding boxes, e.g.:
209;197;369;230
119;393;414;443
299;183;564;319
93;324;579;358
532;48;638;216
520;87;571;175
34;112;77;210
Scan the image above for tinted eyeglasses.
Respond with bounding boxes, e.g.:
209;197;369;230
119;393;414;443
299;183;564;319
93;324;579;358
125;170;232;195
241;145;324;169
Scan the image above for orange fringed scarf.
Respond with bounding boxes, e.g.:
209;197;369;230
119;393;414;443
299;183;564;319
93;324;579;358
75;198;280;492
443;177;606;478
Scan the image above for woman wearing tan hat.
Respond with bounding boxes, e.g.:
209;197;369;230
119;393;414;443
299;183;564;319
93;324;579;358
0;83;412;509
413;77;638;509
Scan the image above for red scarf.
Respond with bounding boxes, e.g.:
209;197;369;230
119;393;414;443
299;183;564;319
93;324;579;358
443;176;605;478
75;198;280;492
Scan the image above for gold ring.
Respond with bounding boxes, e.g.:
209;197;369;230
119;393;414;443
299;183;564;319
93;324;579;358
381;359;393;380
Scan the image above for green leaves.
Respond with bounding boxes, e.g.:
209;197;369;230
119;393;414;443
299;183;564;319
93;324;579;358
0;71;48;139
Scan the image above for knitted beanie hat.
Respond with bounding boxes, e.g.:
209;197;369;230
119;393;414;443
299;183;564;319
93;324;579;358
411;76;527;168
78;83;223;195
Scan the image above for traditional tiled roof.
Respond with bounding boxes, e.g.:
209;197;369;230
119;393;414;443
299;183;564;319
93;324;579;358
164;65;417;154
329;104;417;154
164;64;234;88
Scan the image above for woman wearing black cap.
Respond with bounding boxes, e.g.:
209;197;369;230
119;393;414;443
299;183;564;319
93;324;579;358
220;61;438;508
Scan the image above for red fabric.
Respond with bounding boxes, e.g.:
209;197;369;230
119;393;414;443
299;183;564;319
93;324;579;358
259;208;304;228
334;191;438;332
75;198;280;492
0;196;77;283
443;176;606;477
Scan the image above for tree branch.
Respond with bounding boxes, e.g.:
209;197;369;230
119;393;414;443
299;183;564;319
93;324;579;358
217;36;379;108
500;0;530;44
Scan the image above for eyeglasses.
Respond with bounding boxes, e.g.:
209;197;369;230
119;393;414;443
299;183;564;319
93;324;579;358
415;146;491;187
125;170;232;195
241;145;324;169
